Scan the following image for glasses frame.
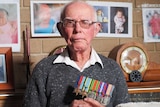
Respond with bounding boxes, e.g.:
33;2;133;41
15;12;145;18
61;18;97;29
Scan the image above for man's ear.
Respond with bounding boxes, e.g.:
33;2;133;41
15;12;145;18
57;22;66;37
95;22;101;34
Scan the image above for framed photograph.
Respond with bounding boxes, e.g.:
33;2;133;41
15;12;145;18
142;8;160;42
0;47;14;90
30;0;69;37
88;1;132;37
30;1;132;38
0;0;21;52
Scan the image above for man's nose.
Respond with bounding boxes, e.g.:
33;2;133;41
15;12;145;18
74;22;82;33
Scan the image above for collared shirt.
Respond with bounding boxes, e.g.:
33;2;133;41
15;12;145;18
53;48;104;72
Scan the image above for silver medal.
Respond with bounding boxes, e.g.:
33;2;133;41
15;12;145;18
101;96;110;106
87;91;96;99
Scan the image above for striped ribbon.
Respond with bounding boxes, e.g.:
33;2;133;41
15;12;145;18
75;76;115;97
98;81;105;96
79;76;86;90
83;77;92;92
105;84;115;97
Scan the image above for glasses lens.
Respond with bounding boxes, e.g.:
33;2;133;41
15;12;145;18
63;19;75;27
79;20;92;29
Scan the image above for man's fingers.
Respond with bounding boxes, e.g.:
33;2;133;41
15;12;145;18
84;98;105;107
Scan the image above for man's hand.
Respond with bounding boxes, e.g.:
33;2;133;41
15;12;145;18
70;98;105;107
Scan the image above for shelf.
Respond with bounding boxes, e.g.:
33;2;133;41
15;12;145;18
127;81;160;93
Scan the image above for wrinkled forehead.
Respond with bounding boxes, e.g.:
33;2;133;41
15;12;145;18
62;1;96;20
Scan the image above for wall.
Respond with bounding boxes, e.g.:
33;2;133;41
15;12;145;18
13;0;160;89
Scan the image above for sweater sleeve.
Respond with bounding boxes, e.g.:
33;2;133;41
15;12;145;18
113;66;130;107
23;62;47;107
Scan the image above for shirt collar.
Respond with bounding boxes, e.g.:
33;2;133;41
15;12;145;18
53;48;104;71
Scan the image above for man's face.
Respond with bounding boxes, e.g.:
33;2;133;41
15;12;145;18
0;11;7;26
38;5;51;24
62;3;100;52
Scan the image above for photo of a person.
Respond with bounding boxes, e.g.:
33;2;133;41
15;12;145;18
31;1;132;38
0;8;18;44
110;7;128;34
96;9;108;22
114;8;126;34
94;6;108;33
0;55;6;82
143;8;160;42
34;4;56;33
148;11;160;39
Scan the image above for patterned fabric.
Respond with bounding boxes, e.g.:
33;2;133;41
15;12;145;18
23;54;129;107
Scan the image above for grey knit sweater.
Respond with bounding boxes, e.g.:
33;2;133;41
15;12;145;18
23;54;129;107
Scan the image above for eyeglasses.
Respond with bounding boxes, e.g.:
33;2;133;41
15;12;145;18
61;18;97;29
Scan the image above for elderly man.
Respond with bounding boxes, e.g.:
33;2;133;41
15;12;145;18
23;1;129;107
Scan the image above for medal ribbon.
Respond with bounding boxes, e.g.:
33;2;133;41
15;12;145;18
98;81;105;96
79;76;86;90
83;77;92;92
89;79;95;92
75;76;115;97
102;83;108;96
105;84;115;97
95;81;100;95
75;76;83;88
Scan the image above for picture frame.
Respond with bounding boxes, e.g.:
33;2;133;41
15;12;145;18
0;0;21;52
88;1;132;37
30;0;69;37
30;1;132;38
0;47;14;90
142;8;160;42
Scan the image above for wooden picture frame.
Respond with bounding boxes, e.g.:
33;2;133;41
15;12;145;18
0;47;14;90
